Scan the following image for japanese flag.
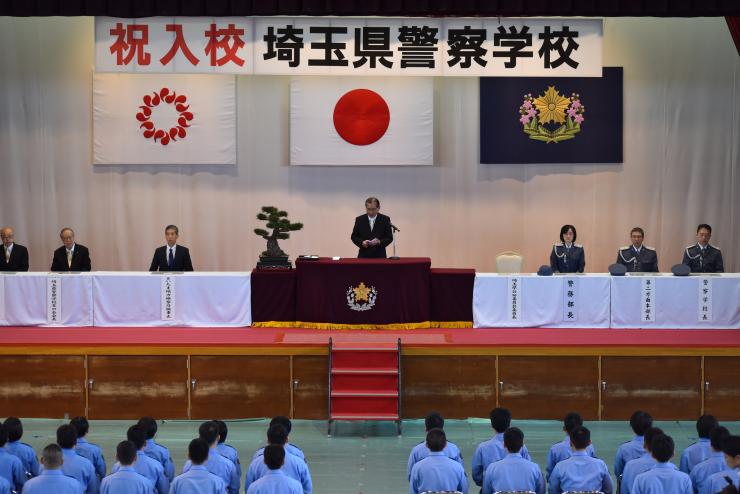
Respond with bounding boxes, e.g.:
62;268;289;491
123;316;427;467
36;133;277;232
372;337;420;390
290;76;433;165
93;73;236;165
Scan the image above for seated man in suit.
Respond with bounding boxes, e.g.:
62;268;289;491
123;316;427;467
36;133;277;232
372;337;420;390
350;197;393;259
1;227;29;272
682;224;724;273
616;227;658;272
51;228;91;271
149;225;193;272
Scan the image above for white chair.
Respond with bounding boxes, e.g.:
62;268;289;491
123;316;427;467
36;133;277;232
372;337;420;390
563;491;604;494
495;251;524;273
494;491;536;494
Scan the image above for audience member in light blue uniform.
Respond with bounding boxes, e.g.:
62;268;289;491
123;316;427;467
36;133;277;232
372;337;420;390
0;423;25;492
691;426;731;494
182;421;239;494
53;424;97;494
409;428;467;494
246;424;311;493
472;407;531;486
632;433;692;494
100;440;153;494
252;417;306;463
681;414;719;474
408;412;464;481
482;427;544;494
549;425;613;494
621;426;664;494
546;411;597;481
4;417;40;479
702;435;740;494
615;410;654;477
138;417;175;482
21;444;82;494
247;445;303;494
171;438;226;494
214;420;242;480
111;425;168;494
71;417;106;483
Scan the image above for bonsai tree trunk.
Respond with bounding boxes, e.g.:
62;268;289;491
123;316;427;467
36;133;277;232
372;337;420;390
266;233;286;257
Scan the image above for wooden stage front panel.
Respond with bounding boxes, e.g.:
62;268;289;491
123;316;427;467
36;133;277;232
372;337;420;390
87;356;189;420
190;356;291;419
600;356;702;420
0;327;738;421
0;355;85;418
703;357;740;420
499;356;599;420
402;356;496;419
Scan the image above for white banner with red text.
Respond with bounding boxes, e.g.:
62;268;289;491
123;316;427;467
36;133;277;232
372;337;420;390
95;17;602;77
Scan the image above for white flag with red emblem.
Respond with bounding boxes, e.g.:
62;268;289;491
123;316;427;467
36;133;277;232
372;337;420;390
93;74;236;165
290;76;433;166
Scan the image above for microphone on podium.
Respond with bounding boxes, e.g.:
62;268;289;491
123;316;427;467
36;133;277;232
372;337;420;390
390;223;400;259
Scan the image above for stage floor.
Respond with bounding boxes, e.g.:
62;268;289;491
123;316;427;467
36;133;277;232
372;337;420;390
1;326;739;355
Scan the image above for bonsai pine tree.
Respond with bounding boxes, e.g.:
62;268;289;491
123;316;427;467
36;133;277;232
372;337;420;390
253;206;303;258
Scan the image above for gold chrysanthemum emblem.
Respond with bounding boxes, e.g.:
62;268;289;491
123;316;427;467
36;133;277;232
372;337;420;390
533;86;570;124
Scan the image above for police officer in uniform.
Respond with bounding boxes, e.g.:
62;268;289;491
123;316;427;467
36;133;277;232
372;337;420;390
682;224;724;273
550;224;585;273
616;227;658;272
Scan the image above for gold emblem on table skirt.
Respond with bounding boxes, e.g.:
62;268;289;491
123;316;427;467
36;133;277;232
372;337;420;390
346;281;377;312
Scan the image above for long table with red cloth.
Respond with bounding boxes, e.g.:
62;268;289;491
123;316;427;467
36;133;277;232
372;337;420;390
251;259;474;329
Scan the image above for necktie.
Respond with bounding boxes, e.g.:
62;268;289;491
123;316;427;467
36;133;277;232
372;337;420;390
67;250;72;268
369;218;374;232
168;248;174;269
4;247;9;263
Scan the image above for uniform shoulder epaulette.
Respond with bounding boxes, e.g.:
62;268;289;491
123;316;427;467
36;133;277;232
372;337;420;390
554;242;563;248
643;245;655;251
685;244;697;250
710;244;720;251
575;243;583;248
619;245;631;251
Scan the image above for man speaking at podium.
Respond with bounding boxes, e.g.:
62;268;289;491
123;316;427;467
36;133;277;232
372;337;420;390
351;197;394;259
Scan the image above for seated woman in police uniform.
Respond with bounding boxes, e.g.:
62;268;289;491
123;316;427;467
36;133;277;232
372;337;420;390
550;224;585;273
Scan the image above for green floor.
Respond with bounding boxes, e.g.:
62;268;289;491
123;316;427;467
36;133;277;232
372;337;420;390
15;418;740;493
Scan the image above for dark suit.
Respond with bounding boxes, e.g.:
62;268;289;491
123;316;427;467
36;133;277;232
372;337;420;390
616;245;659;272
1;243;29;271
351;213;394;259
50;244;91;272
682;243;724;273
149;245;194;271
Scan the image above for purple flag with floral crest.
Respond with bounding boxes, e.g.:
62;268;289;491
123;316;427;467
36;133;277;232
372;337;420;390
480;67;622;164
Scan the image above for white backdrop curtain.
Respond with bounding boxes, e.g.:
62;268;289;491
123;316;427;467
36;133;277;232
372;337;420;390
0;17;737;272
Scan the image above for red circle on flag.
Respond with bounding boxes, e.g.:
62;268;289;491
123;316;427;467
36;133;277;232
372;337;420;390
333;89;390;146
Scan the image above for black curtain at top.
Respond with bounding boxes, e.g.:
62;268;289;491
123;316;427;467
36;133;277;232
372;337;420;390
2;0;740;17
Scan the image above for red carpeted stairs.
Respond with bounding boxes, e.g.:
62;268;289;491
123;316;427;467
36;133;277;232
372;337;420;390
327;337;402;436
